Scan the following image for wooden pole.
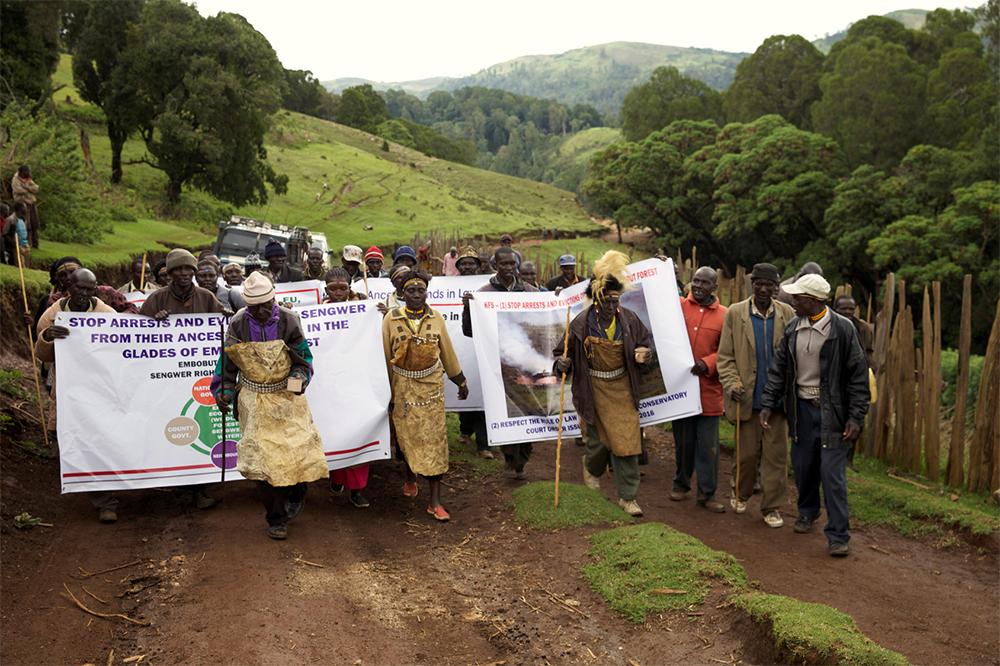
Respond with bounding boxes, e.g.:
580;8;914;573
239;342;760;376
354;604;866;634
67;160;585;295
734;403;741;504
14;248;50;450
870;273;896;458
969;299;1000;492
553;306;571;508
138;252;147;291
925;282;942;481
946;275;973;487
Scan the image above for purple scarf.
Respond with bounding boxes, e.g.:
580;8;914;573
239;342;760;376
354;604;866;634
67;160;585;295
247;304;280;342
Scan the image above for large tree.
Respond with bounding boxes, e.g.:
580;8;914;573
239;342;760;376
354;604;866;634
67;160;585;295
723;35;824;129
335;84;388;132
116;0;287;204
0;0;62;108
812;37;926;169
70;0;145;183
620;66;723;141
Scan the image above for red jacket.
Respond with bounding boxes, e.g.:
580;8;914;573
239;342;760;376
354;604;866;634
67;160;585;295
680;293;726;416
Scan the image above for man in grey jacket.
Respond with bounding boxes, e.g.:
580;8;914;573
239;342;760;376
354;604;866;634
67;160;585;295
760;273;869;557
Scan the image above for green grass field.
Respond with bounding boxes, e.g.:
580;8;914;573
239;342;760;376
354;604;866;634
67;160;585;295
41;54;602;270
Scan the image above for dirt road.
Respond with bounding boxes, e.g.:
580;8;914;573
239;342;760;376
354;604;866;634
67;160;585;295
2;426;997;665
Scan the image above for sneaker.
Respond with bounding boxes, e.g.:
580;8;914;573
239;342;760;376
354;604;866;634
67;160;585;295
730;497;748;514
504;463;517;479
618;498;643;517
696;499;726;513
195;492;217;510
514;469;527;481
402;481;418;498
266;525;287;540
329;483;345;496
98;508;118;524
477;450;495;460
828;542;850;557
793;516;814;533
668;489;687;501
458;434;471;447
582;458;601;490
285;499;304;521
427;504;450;522
763;511;784;528
349;491;370;508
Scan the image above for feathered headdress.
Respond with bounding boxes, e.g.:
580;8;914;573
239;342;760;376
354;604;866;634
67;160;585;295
590;250;631;303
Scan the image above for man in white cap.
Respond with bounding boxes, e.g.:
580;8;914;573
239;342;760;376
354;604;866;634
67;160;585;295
760;273;870;557
212;271;327;539
341;245;364;282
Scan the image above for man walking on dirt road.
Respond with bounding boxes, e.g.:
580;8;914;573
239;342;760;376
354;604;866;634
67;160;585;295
760;273;870;557
717;263;794;527
671;266;727;513
35;268;118;522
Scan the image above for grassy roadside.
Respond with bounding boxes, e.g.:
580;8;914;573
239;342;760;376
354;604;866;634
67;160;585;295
581;523;908;663
512;481;632;530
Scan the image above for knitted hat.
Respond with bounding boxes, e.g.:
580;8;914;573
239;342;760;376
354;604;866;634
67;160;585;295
394;245;416;261
165;248;198;272
749;263;780;283
783;273;831;300
242;271;275;305
263;239;286;259
364;246;384;262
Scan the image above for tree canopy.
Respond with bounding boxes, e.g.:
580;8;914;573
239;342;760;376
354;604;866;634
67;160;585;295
620;66;724;141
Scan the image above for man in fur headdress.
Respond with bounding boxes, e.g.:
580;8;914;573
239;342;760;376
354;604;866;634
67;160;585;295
554;251;654;516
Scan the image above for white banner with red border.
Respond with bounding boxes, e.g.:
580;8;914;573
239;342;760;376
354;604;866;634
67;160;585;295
54;303;390;493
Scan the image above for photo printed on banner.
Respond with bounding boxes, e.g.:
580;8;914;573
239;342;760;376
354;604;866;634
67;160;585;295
619;282;667;399
497;308;574;418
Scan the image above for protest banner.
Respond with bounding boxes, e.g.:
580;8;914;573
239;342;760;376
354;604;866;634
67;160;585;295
274;279;324;307
468;258;702;446
55;304;390;494
125;291;146;308
355;275;489;411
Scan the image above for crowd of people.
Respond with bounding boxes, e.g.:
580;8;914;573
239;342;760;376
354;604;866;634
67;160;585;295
28;234;872;557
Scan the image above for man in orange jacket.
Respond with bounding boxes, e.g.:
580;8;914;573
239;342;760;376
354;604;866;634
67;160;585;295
671;266;727;512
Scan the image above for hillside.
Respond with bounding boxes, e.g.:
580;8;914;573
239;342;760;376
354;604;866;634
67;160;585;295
811;8;930;52
325;41;747;116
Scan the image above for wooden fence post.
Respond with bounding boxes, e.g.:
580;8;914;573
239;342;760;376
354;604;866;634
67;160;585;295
946;275;973;488
969;299;1000;492
921;285;942;481
868;273;896;458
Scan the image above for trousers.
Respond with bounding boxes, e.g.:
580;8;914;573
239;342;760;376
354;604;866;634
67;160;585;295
257;481;307;527
501;442;532;472
458;411;489;451
792;401;850;545
583;420;640;500
732;409;788;513
672;415;720;500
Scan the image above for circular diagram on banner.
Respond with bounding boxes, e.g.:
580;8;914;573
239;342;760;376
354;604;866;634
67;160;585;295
170;377;241;458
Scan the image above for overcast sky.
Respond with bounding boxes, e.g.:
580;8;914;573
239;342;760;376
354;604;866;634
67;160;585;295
191;1;974;82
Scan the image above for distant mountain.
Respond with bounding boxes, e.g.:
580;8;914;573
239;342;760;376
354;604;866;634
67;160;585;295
811;8;930;52
325;76;450;96
324;41;747;117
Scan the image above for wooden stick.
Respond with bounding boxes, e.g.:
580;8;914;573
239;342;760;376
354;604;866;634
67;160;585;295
734;402;741;502
82;585;108;605
946;275;972;487
15;247;49;450
554;305;572;509
61;584;151;626
887;472;931;490
138;252;147;291
77;559;144;579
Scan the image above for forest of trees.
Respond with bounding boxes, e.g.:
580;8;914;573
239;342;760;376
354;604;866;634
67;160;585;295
584;6;998;348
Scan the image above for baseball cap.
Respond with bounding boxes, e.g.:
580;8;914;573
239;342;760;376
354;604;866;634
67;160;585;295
558;254;576;267
342;245;363;263
783;273;831;300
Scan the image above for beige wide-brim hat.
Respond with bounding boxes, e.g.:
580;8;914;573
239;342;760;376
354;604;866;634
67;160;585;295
783;273;831;300
243;271;275;305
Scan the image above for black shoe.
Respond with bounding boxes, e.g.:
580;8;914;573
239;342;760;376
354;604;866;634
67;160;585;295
793;516;814;533
349;491;370;508
195;492;217;510
266;525;287;540
329;483;345;496
285;499;304;521
828;542;850;557
696;499;726;513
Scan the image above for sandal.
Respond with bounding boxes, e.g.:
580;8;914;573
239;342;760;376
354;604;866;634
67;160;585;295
402;481;418;498
426;504;450;522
